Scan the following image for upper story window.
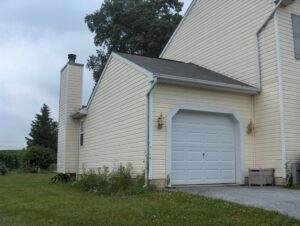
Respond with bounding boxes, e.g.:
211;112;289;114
292;14;300;59
80;121;84;146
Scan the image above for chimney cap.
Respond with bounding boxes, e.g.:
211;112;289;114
68;54;76;63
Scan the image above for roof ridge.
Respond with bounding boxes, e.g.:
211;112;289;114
115;52;186;64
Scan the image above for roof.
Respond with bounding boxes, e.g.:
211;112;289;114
74;52;259;118
115;52;258;92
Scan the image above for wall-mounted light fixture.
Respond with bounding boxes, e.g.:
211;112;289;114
158;112;164;129
247;120;254;135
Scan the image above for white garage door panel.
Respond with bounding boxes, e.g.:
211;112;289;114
171;110;236;185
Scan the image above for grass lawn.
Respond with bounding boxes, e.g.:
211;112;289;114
0;173;299;226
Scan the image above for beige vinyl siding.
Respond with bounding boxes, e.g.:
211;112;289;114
57;68;67;172
254;17;283;178
64;65;82;173
278;3;300;164
151;84;254;180
79;57;150;174
161;0;284;178
57;64;83;173
161;0;272;87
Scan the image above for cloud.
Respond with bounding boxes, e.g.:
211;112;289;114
0;0;99;149
0;0;192;149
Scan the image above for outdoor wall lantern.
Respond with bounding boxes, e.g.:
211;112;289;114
158;112;164;129
247;120;254;135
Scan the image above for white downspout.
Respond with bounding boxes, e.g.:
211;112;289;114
273;2;287;179
255;0;283;90
145;77;157;186
255;0;287;178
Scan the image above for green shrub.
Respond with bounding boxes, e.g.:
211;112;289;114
26;165;39;173
0;162;8;175
49;173;74;184
23;146;55;170
0;150;24;170
75;164;156;195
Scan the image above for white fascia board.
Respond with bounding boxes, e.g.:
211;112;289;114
156;74;260;95
86;52;154;110
159;0;197;58
112;52;154;81
86;54;113;110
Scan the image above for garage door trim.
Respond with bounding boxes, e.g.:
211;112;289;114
166;104;244;187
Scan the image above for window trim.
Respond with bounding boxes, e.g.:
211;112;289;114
291;14;300;59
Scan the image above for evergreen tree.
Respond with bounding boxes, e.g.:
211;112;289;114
25;104;58;156
85;0;183;82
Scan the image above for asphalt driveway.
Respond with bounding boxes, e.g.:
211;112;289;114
175;186;300;219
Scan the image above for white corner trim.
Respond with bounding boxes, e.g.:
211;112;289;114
166;104;244;187
112;52;154;81
63;65;69;174
274;8;287;178
159;0;197;58
148;91;154;180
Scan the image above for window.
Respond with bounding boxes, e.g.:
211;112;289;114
80;121;84;146
292;14;300;59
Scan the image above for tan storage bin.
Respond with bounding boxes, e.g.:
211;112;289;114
248;168;274;186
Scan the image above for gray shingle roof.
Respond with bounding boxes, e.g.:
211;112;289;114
116;52;255;89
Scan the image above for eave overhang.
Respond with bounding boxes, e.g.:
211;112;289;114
71;108;87;120
155;74;260;95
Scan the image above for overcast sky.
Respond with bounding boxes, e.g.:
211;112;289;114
0;0;192;149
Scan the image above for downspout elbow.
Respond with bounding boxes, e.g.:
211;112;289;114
255;0;283;91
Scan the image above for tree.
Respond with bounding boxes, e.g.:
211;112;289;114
25;104;58;157
23;146;55;170
85;0;183;82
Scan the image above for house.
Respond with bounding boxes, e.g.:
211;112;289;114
57;0;300;187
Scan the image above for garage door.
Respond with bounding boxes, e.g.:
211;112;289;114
171;110;236;185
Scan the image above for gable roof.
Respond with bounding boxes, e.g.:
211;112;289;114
115;52;259;93
81;51;259;117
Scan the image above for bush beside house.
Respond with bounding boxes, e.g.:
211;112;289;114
74;164;156;195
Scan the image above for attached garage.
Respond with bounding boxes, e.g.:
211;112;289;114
171;110;237;185
166;105;244;186
65;53;257;187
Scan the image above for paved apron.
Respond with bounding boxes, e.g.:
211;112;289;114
176;186;300;219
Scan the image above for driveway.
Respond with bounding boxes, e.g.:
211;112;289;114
175;186;300;219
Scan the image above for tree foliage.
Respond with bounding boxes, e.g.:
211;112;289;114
85;0;183;82
25;104;57;157
23;146;55;170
